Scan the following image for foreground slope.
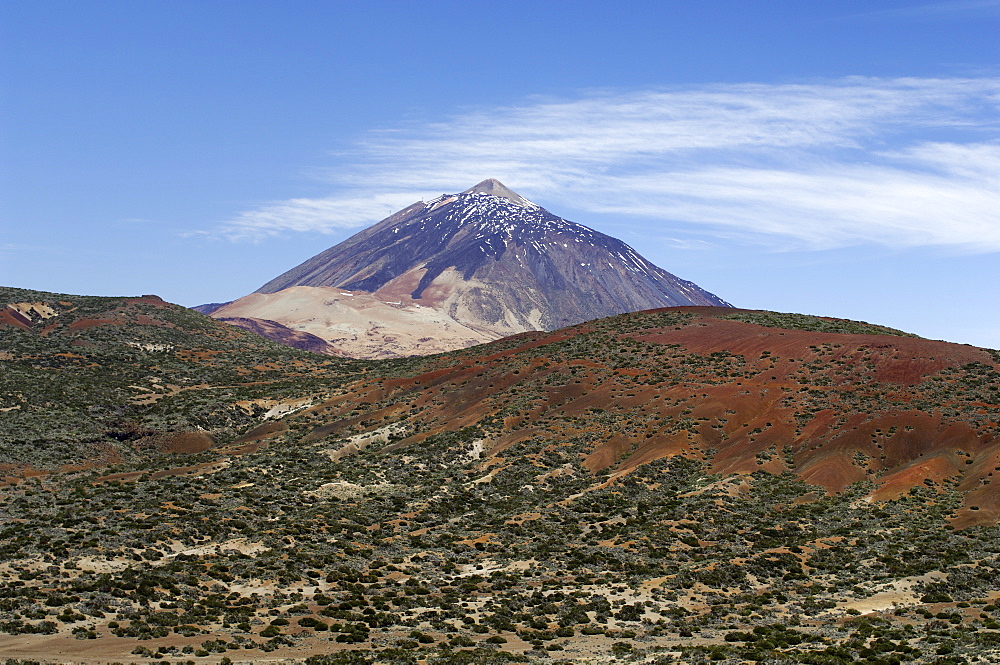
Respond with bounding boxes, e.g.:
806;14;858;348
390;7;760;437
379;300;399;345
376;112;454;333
2;298;1000;663
212;179;730;358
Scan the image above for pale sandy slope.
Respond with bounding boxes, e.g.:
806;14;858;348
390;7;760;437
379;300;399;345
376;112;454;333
211;284;506;359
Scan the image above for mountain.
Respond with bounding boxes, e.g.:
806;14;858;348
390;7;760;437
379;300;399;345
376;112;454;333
190;301;230;315
210;179;730;357
4;291;1000;663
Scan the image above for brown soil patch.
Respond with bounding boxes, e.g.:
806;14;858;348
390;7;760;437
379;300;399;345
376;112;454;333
0;307;33;330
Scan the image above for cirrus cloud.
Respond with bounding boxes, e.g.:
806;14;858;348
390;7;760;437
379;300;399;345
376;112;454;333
215;76;1000;252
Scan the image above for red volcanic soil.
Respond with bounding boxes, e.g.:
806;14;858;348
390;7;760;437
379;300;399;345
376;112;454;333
0;307;33;331
68;318;124;330
292;307;1000;526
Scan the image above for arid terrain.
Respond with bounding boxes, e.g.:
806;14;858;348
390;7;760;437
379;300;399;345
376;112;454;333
211;286;500;359
2;287;1000;664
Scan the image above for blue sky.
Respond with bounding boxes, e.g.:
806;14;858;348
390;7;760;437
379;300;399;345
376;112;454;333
2;0;999;348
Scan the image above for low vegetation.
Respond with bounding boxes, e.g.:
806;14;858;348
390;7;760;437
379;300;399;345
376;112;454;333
2;290;999;663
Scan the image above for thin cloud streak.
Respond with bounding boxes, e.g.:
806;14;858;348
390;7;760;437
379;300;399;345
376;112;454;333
216;77;1000;251
215;192;424;241
586;155;1000;250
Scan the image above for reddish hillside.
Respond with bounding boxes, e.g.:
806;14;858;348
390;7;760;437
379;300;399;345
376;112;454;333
274;307;1000;527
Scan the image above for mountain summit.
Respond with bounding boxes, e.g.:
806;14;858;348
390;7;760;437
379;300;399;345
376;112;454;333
461;177;538;207
214;180;730;357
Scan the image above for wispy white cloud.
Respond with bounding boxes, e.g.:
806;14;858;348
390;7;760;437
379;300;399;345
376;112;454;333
214;192;424;240
215;77;1000;251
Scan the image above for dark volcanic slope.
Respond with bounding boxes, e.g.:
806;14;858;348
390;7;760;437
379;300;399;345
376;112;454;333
191;301;231;315
258;179;729;331
214;316;340;355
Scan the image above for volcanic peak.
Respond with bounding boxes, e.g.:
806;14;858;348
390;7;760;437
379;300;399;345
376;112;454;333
411;182;620;255
461;178;538;208
240;180;731;356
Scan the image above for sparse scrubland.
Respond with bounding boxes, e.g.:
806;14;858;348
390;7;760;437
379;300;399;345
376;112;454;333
2;288;1000;663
